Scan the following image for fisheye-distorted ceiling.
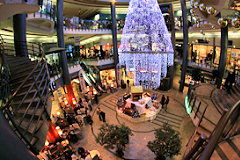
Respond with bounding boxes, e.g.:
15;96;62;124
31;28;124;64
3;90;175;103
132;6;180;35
63;0;185;18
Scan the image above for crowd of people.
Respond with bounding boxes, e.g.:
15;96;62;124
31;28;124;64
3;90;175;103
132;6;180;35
63;18;125;30
80;46;113;60
37;87;106;160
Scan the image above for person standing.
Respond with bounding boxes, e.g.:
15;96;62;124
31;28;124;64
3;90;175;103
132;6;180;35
96;107;102;121
127;79;130;87
88;99;92;111
94;94;99;104
82;99;88;108
161;95;166;109
165;96;169;111
100;111;106;122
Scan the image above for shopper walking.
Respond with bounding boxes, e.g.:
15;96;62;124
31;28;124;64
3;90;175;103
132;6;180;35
161;95;166;108
94;94;99;104
88;99;92;111
100;111;106;122
86;114;93;125
127;79;130;87
96;107;102;121
165;96;169;111
82;99;88;108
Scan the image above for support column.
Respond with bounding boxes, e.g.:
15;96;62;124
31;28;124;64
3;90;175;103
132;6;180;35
179;0;189;92
169;3;175;89
217;26;228;89
212;37;216;64
57;0;76;106
13;14;28;57
110;0;120;85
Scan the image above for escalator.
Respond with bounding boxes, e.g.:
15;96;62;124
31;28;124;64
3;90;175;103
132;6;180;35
80;62;106;94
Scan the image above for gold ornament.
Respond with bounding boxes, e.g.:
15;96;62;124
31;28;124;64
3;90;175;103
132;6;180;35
207;6;216;15
190;3;194;8
218;18;228;27
200;30;205;35
190;9;196;16
199;4;206;11
195;17;200;22
232;18;240;28
190;0;196;8
196;23;200;28
194;2;199;9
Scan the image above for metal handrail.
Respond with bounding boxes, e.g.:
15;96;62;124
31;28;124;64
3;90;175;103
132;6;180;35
30;80;49;142
199;100;240;160
0;39;51;154
3;41;43;58
12;65;46;118
0;35;11;106
1;56;44;110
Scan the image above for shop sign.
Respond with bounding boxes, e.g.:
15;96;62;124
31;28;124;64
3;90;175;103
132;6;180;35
74;37;80;46
79;67;87;93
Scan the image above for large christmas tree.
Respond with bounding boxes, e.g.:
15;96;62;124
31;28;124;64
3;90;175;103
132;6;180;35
119;0;174;89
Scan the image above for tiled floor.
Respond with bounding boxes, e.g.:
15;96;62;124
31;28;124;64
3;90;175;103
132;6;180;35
68;87;195;160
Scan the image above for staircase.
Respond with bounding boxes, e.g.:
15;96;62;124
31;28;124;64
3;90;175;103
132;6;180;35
184;99;240;160
1;53;52;154
151;110;184;131
211;135;240;160
212;85;240;112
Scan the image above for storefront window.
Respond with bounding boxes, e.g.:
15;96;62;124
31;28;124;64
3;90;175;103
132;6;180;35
192;44;240;70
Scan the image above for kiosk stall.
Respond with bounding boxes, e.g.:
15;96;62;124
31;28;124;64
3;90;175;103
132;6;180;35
116;86;162;123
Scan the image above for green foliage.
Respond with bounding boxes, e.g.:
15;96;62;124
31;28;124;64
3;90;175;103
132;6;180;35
147;123;181;160
96;123;133;156
190;68;202;81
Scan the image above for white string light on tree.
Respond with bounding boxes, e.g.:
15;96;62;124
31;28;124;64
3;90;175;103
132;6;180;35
119;0;174;89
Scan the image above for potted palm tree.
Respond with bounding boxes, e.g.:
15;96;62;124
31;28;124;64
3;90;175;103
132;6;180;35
96;123;133;157
147;123;181;160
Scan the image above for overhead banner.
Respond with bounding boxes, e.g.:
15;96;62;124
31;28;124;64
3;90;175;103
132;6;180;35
74;37;80;46
79;67;87;93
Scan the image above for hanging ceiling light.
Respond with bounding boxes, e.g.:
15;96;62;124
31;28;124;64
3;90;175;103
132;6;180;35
207;6;216;15
199;3;206;12
218;18;228;27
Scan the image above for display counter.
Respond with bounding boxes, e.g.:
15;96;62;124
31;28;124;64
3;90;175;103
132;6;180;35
116;88;162;123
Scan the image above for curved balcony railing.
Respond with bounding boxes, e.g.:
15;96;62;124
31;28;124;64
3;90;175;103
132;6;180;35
0;0;42;21
26;0;56;21
63;19;124;30
199;100;240;160
0;35;11;107
3;41;42;59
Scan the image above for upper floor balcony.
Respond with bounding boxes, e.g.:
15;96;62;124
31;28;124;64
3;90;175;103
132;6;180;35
26;0;55;33
0;0;41;21
83;57;114;66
